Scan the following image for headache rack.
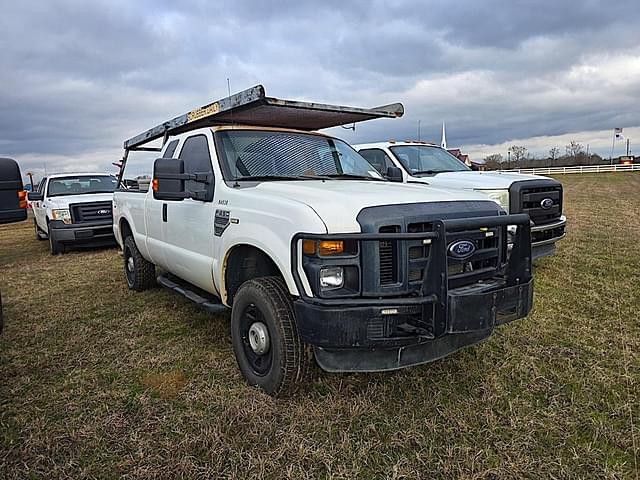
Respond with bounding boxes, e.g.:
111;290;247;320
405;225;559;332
117;84;404;184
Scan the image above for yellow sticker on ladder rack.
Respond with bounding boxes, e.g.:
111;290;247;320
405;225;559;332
187;102;220;122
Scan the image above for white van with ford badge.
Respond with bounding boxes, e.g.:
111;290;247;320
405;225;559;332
114;86;534;396
355;142;566;259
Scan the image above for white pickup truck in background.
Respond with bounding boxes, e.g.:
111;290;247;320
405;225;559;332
114;86;535;396
355;141;567;259
28;173;117;254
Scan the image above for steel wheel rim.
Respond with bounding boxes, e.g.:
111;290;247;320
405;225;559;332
124;247;135;284
240;303;273;376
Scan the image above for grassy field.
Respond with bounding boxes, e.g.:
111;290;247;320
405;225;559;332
1;173;638;479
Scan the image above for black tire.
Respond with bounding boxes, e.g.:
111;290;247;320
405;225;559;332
123;235;156;291
34;219;46;241
49;232;65;255
231;276;311;396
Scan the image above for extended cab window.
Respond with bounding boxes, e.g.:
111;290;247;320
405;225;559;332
179;135;214;196
359;149;395;175
163;140;179;158
215;130;383;181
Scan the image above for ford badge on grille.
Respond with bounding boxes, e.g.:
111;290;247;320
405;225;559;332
448;240;476;259
540;198;554;209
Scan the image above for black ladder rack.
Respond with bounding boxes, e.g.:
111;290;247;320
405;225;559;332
123;84;404;151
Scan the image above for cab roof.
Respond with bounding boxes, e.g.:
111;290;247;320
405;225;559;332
354;141;440;149
46;172;115;179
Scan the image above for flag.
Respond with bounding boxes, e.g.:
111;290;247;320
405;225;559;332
615;127;624;140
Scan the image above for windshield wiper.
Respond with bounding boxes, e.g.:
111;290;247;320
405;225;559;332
322;173;385;181
413;170;451;175
233;175;321;182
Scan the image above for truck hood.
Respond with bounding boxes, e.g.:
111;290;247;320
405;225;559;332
409;171;551;190
252;180;493;232
46;192;114;209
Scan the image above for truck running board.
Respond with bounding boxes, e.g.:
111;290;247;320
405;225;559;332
156;274;228;314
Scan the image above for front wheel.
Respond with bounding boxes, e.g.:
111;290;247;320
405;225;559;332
231;277;311;396
49;232;65;255
123;236;156;291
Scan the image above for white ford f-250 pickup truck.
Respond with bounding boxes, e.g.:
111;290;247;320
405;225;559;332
28;173;117;254
114;86;534;396
355;142;567;259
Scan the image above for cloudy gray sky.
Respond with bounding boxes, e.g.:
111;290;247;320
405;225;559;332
1;0;639;176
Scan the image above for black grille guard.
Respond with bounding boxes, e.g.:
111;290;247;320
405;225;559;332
291;212;532;309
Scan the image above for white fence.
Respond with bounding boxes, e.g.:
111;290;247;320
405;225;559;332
498;164;640;175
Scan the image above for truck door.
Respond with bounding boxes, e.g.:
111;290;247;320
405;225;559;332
32;177;47;229
159;133;217;294
144;140;179;270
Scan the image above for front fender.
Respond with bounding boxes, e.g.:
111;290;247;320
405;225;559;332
217;231;298;305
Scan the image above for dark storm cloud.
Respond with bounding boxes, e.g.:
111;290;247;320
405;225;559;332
1;0;639;173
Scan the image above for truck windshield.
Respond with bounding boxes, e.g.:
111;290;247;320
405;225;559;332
390;145;470;175
47;175;117;197
216;130;385;181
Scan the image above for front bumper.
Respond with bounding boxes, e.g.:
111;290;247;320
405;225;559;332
295;278;533;372
531;215;567;259
49;219;115;246
292;213;534;372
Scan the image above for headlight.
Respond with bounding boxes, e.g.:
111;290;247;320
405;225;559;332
319;267;344;290
476;189;510;213
51;208;72;224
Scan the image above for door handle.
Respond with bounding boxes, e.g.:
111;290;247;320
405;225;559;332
162;203;167;222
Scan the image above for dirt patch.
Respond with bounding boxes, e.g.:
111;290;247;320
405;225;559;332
141;370;188;399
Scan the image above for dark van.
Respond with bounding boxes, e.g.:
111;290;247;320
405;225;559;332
0;157;27;224
0;157;28;332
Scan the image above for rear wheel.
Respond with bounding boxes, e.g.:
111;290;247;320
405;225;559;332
231;277;311;396
123;236;156;291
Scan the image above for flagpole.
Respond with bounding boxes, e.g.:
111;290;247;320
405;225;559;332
610;130;616;165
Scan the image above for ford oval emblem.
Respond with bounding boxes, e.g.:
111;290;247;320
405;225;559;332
96;209;110;215
540;198;554;210
448;240;476;259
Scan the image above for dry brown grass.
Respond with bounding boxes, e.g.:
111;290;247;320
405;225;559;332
1;173;638;479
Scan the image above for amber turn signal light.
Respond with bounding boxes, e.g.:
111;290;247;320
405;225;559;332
303;240;346;256
319;240;344;256
152;179;159;192
18;190;27;209
302;239;316;255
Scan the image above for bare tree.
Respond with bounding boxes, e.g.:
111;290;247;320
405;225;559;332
508;145;527;167
484;153;503;170
565;141;584;165
549;147;560;164
565;141;584;158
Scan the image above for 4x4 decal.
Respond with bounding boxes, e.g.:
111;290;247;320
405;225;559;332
214;209;230;236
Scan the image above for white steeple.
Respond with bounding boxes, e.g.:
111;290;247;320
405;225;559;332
440;121;447;149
